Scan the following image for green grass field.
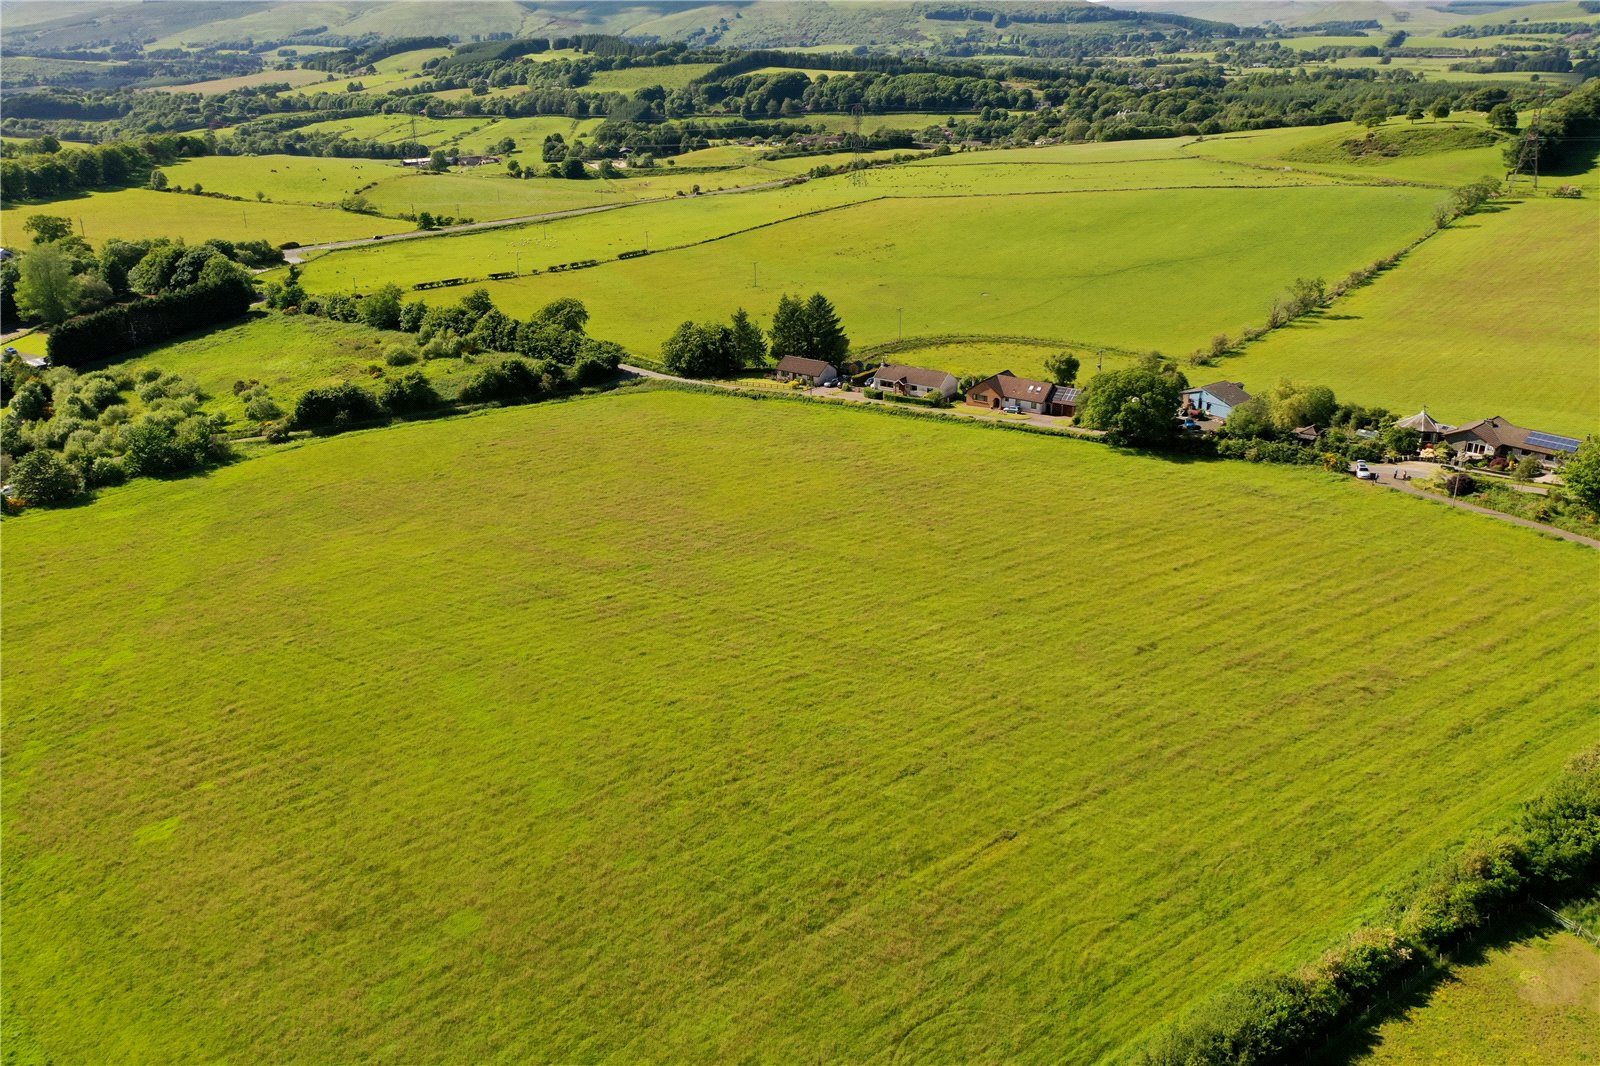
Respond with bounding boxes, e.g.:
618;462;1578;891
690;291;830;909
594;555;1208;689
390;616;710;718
1226;198;1600;437
4;388;1595;1063
1355;925;1600;1064
1183;117;1514;188
460;183;1440;359
0;188;412;246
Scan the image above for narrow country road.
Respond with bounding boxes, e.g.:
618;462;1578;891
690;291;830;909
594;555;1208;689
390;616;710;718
1360;462;1599;550
285;177;795;263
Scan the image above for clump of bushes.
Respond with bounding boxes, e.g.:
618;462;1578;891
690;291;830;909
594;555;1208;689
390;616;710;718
1;357;230;509
291;383;388;431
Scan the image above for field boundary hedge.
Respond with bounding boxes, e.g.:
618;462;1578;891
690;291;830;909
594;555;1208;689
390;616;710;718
1137;746;1600;1065
46;276;256;367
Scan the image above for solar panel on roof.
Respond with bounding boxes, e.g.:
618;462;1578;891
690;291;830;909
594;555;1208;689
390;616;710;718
1525;431;1581;453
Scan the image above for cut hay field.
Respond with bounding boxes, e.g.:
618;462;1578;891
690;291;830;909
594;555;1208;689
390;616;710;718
1226;199;1600;437
585;62;721;91
4;388;1595;1064
459;183;1441;358
156;66;330;94
158;155;405;205
1355;924;1600;1064
0;187;412;246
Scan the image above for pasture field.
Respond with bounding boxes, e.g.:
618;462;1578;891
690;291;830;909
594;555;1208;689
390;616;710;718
295;149;1353;290
281;46;450;96
1182;117;1514;188
1355;924;1600;1064
157;155;406;205
290;113;501;148
0;188;412;246
4;388;1596;1064
456;184;1441;358
156;67;330;94
585;62;722;91
1226;198;1600;437
85;311;473;424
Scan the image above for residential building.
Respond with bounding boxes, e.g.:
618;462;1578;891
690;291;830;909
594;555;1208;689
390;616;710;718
869;364;959;400
967;370;1055;414
1181;380;1253;420
1394;408;1454;444
1439;416;1581;464
773;355;839;386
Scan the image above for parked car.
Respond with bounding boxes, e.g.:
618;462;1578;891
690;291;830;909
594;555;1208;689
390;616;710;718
1355;466;1379;480
2;346;16;356
1002;403;1021;414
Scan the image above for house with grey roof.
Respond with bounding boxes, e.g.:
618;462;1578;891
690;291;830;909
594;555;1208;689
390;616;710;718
1181;381;1253;420
1439;416;1581;465
773;355;839;386
869;364;959;400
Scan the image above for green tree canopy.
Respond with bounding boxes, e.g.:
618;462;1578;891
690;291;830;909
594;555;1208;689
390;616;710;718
1077;367;1181;447
1561;439;1600;512
661;321;741;379
23;215;73;244
15;243;79;326
1044;352;1080;386
729;308;768;367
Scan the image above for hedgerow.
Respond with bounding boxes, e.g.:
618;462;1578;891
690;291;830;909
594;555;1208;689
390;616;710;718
1139;748;1600;1065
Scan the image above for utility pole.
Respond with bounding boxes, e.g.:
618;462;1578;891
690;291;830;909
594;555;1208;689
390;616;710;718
1097;349;1104;373
897;307;903;340
752;261;758;287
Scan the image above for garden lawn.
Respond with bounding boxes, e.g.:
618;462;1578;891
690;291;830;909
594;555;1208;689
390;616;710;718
1354;925;1600;1064
1;188;411;246
3;388;1596;1064
1225;198;1600;437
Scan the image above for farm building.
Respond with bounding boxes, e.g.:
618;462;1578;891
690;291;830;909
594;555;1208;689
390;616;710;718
772;355;839;386
966;370;1061;414
870;364;959;400
1048;385;1081;418
1393;408;1454;444
1181;381;1253;420
1438;416;1581;464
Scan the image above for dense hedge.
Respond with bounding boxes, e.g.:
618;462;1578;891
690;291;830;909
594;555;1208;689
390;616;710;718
1139;748;1600;1065
46;276;255;367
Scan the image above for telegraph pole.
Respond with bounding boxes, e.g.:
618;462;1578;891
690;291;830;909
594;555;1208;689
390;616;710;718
897;307;903;340
752;262;758;287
